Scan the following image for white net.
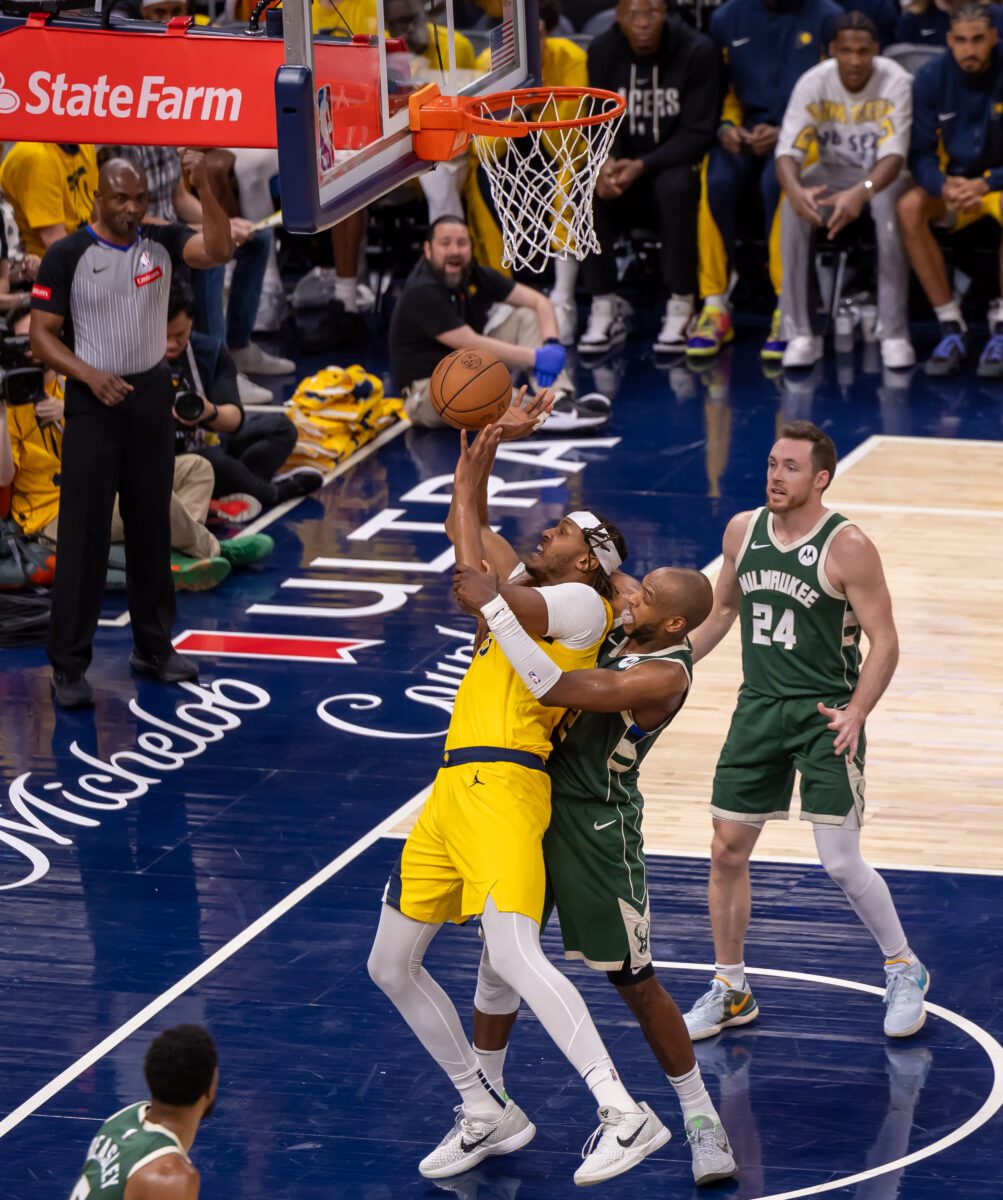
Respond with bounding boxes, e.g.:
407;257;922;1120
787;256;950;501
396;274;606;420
469;90;625;273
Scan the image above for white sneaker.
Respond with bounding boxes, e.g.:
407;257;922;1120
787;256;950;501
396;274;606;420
231;341;296;376
881;338;915;369
884;959;930;1038
418;1102;536;1179
236;373;273;405
552;296;578;346
782;335;824;369
573;1102;670;1187
577;296;630;355
654;297;695;355
545;392;612;433
686;1114;739;1185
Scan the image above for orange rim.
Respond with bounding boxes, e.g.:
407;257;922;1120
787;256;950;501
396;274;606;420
456;86;626;136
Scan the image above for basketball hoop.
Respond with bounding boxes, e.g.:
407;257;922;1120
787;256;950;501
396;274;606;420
410;84;626;273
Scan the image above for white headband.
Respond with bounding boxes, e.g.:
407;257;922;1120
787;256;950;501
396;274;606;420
567;510;623;577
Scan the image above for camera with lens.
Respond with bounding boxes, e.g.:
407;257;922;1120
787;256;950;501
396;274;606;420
173;388;206;423
0;317;45;408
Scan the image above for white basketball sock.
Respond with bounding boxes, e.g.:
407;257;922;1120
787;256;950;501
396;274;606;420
715;961;747;991
474;1045;509;1098
582;1058;639;1113
334;274;358;313
668;1064;719;1124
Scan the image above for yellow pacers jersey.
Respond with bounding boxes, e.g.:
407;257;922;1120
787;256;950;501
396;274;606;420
446;594;613;760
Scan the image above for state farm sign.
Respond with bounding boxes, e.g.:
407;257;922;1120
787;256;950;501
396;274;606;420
13;71;242;123
0;18;382;148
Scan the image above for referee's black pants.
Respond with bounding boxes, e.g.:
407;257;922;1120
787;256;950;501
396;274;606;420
48;363;177;678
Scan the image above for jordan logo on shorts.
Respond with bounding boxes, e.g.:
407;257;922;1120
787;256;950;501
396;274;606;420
470;771;485;787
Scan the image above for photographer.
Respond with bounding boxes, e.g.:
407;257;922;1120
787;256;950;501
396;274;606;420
30;153;234;709
4;311;264;591
166;282;322;508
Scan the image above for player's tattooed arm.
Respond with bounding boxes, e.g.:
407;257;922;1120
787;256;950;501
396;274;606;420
818;526;899;759
687;510;754;664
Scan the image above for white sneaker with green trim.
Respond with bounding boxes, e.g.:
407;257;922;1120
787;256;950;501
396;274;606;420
418;1101;535;1179
686;1114;739;1185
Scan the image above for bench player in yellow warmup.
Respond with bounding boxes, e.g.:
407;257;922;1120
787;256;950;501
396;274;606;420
368;417;670;1187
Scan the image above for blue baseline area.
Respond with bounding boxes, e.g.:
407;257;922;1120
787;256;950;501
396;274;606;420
0;336;1001;1198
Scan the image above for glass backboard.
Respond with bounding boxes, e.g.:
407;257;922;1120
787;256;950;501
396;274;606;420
277;0;540;233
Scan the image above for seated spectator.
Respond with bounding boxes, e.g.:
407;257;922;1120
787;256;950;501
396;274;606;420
0;142;97;257
465;0;591;344
4;313;262;591
575;0;719;355
122;145;280;405
165;283;324;506
686;0;842;363
898;3;1003;376
896;0;1003;46
320;0;479;320
776;12;914;368
388;215;580;426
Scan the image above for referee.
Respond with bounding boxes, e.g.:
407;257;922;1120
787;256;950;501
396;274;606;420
30;152;234;708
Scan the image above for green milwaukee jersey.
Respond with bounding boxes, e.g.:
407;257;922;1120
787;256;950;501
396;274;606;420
70;1102;189;1199
548;627;693;805
735;506;861;699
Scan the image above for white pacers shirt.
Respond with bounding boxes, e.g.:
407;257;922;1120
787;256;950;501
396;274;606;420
777;57;913;172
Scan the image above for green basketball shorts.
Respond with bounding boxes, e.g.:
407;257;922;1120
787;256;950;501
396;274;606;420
711;687;866;826
544;790;652;973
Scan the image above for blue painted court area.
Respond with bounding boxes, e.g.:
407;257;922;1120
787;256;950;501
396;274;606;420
1;333;1001;1197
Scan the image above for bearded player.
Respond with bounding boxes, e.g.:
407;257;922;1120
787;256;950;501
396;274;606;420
451;558;740;1186
680;420;929;1041
367;419;671;1186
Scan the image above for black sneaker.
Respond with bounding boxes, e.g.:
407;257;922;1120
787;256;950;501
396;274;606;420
925;324;972;377
50;671;94;709
129;649;199;683
274;467;325;503
977;331;1003;378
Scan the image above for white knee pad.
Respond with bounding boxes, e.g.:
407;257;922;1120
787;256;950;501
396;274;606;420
474;945;521;1015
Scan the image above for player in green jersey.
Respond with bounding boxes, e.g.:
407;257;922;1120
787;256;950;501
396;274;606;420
451;560;739;1187
680;420;928;1042
70;1025;218;1200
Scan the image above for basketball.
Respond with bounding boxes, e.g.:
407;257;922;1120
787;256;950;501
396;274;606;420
428;349;513;430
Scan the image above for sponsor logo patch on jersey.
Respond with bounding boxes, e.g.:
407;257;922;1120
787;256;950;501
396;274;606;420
134;266;163;288
798;544;819;566
31;283;51;301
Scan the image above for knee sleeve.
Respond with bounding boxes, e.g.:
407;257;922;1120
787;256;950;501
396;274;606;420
607;958;655;988
814;825;876;900
474;945;521;1015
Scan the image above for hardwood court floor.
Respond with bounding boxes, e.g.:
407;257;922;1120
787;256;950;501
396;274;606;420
642;435;1003;871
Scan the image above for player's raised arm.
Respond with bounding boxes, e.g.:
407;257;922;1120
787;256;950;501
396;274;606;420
818;526;899;759
688;511;755;664
449;425;505;570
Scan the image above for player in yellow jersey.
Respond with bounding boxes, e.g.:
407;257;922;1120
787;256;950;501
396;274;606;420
368;417;671;1187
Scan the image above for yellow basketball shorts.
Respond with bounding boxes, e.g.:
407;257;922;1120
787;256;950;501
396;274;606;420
386;761;551;925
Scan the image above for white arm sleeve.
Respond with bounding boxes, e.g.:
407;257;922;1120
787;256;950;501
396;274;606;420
536;582;608;649
480;595;564;700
